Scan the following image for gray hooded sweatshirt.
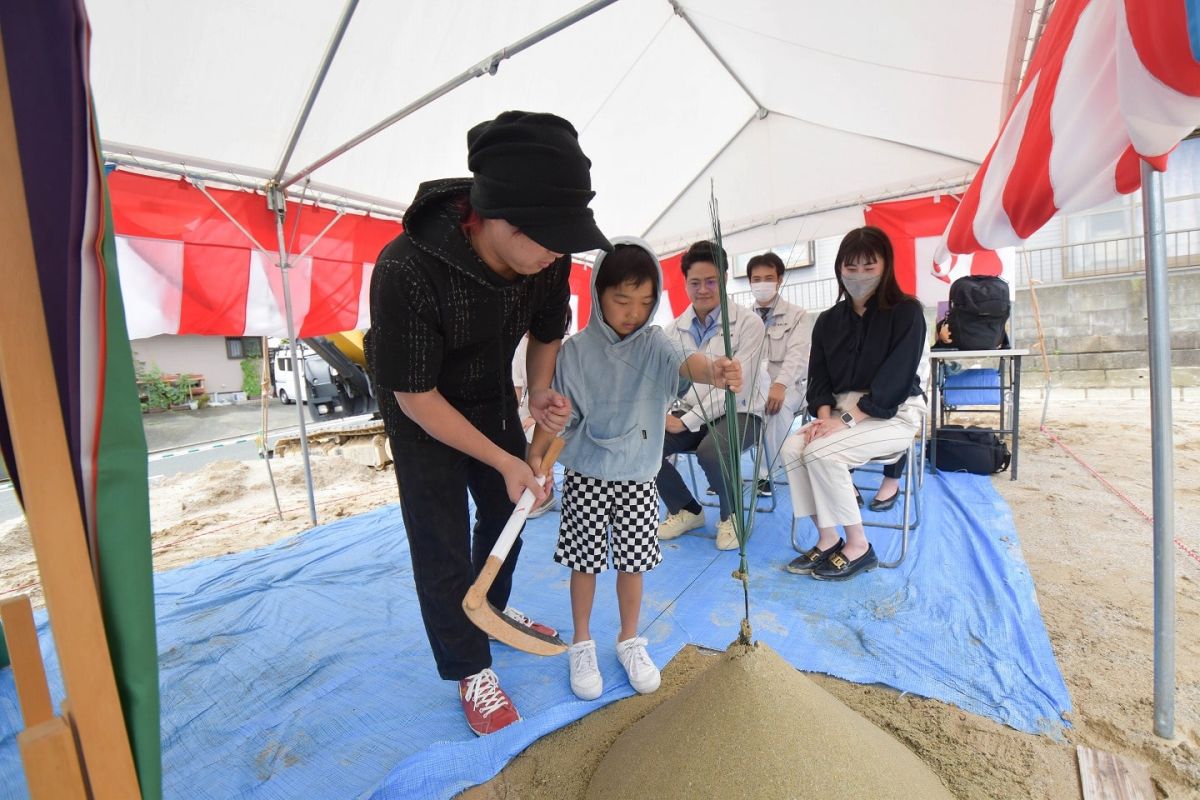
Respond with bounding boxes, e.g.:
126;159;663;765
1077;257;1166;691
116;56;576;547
554;236;688;483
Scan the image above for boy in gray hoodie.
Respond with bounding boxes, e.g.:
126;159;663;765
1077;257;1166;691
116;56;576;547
529;237;741;700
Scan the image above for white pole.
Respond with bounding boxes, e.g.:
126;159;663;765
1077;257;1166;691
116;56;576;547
1140;160;1174;738
268;185;318;527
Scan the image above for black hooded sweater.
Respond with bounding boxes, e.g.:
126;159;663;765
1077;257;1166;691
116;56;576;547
365;178;571;443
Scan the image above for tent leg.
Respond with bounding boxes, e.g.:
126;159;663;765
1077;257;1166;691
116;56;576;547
1141;161;1174;739
269;185;318;527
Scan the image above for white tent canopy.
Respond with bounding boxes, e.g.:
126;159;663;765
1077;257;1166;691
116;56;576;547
89;0;1020;255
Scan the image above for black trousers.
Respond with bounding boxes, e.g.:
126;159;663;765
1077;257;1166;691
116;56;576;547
657;413;761;520
390;413;527;681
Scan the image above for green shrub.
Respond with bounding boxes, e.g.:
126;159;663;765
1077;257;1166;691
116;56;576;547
241;357;262;398
172;373;195;407
139;364;173;411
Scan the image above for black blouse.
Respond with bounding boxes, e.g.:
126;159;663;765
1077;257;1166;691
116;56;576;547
806;295;926;419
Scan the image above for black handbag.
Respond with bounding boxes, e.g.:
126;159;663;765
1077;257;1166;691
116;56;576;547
930;425;1011;474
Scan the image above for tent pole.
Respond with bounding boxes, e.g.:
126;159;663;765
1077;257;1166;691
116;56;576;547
272;0;359;183
268;184;319;527
280;0;620;191
1140;160;1174;739
669;0;764;111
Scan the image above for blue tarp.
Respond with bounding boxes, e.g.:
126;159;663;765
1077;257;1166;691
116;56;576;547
0;463;1070;800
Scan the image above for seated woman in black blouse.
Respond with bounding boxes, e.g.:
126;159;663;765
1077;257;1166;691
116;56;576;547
780;226;926;581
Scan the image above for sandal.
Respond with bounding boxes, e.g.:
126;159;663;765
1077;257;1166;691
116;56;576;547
785;539;844;575
812;545;878;581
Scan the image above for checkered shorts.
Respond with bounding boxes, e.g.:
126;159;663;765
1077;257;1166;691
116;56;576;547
554;469;663;574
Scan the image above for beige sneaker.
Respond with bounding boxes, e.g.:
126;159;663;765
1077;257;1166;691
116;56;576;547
715;517;739;550
658;508;704;540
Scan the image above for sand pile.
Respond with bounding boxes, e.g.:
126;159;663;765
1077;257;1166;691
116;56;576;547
585;641;953;800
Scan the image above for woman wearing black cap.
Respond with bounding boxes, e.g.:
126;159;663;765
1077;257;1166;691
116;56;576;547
365;111;611;736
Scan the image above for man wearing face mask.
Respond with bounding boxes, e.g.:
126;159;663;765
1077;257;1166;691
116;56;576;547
779;226;927;581
745;252;810;497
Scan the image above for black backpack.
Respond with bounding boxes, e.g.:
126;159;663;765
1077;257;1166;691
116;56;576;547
930;425;1011;474
946;275;1011;350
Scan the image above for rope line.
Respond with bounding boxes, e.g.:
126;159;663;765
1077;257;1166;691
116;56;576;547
1041;425;1200;569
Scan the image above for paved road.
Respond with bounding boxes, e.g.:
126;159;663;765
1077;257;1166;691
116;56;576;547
0;483;18;525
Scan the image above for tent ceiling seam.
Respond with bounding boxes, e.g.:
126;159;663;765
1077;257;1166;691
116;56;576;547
580;11;674;134
640;111;758;239
767;109;983;166
684;6;1005;87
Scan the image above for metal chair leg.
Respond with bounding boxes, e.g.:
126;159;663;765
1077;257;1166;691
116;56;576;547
682;451;775;514
790;514;808;553
878;438;918;569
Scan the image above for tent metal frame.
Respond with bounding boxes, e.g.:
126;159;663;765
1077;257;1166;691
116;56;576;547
1141;161;1175;738
279;0;621;192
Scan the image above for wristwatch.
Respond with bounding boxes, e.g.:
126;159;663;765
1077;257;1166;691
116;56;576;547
840;411;857;428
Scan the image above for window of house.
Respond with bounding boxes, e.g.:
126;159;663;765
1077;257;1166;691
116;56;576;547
225;337;263;359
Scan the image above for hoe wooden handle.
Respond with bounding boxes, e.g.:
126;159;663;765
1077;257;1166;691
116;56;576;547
464;437;565;611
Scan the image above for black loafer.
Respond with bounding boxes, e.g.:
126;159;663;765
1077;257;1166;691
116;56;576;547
811;545;878;581
757;479;773;497
854;486;864;507
785;539;844;574
868;492;899;512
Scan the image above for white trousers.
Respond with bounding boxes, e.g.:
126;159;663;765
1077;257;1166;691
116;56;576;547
780;391;925;528
758;383;805;479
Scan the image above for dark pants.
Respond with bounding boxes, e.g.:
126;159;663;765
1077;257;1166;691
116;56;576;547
390;415;527;681
657;413;762;520
884;454;906;480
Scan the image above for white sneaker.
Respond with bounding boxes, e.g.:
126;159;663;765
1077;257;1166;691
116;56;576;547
658;508;704;540
568;639;603;700
715;517;739;551
616;636;661;694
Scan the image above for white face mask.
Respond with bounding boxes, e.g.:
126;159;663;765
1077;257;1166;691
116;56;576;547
842;273;881;301
750;283;778;304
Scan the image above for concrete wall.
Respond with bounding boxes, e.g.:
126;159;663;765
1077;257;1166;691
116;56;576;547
1013;270;1200;395
131;335;247;401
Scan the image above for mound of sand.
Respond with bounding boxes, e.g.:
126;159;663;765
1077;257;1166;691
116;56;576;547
585;641;953;800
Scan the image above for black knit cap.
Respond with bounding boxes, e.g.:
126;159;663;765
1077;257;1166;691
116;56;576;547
467;110;612;254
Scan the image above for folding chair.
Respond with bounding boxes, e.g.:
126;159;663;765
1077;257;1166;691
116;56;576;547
680;450;776;514
788;412;925;570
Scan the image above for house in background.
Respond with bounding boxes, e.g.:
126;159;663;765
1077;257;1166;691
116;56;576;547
130;334;263;404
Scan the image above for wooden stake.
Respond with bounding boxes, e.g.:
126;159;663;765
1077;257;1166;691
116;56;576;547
0;596;54;727
0;34;142;800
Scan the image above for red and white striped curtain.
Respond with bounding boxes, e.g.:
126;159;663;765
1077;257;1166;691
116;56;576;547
937;0;1200;263
110;171;402;338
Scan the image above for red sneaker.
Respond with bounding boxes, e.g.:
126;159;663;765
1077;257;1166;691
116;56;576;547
501;606;558;639
459;668;521;736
